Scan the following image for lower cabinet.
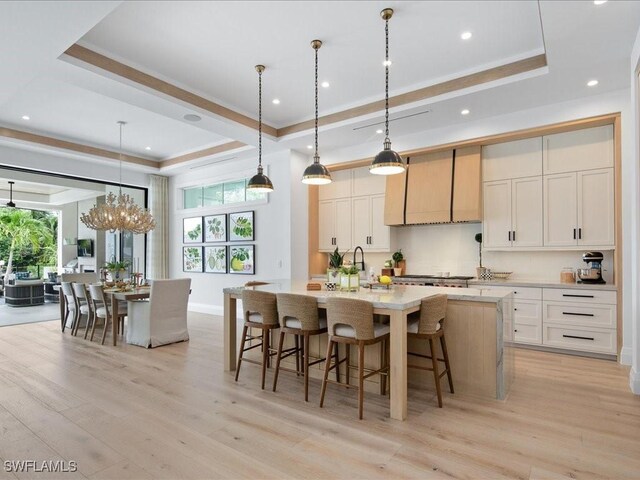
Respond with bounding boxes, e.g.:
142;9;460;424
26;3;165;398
486;285;617;355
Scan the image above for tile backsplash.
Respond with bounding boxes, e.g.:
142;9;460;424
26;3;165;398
362;223;614;284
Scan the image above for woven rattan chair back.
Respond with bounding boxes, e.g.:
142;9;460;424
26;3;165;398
326;297;375;340
242;290;278;325
276;293;320;331
417;294;448;334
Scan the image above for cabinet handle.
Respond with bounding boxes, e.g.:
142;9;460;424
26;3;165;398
578;228;582;240
562;294;594;298
573;228;576;240
508;231;512;242
514;329;518;332
512;230;516;242
562;312;595;317
562;334;594;341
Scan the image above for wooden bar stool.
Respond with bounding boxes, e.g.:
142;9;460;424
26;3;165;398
272;293;340;401
235;290;279;389
407;294;454;407
320;297;389;420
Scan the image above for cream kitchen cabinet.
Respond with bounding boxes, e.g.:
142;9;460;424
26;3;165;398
352;166;386;196
543;125;613;175
318;198;352;252
352;194;391;252
318;169;352;201
482;137;543;181
483;176;543;248
543;168;614;247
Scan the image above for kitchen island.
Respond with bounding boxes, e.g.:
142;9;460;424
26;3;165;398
223;281;513;420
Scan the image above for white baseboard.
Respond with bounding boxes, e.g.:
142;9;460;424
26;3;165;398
187;301;242;318
619;346;633;365
630;367;640;395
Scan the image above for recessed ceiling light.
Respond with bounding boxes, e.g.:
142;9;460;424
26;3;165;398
587;79;599;87
21;115;30;120
383;59;392;67
461;31;472;40
307;145;313;149
593;0;607;5
183;114;202;122
321;81;330;88
376;129;384;134
272;98;280;105
461;109;470;115
145;146;152;151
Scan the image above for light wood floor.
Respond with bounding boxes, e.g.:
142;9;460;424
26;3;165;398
0;313;638;480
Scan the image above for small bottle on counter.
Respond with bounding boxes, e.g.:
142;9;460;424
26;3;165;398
369;267;377;284
560;267;576;284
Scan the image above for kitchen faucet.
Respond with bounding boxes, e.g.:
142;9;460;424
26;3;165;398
353;246;365;272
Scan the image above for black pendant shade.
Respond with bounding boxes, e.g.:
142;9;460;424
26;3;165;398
247;165;274;192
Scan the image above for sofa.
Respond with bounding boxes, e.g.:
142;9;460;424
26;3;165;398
4;280;45;307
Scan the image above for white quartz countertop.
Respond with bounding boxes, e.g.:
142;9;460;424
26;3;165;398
224;280;512;310
468;278;617;291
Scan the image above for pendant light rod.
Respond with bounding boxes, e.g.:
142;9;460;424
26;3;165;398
382;8;392;140
117;121;126;194
256;64;264;171
312;39;321;162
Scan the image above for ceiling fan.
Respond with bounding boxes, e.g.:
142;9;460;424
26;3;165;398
6;181;16;208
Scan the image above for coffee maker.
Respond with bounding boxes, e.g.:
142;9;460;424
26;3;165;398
577;251;605;284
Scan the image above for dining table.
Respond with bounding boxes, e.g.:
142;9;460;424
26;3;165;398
223;279;513;421
103;286;151;346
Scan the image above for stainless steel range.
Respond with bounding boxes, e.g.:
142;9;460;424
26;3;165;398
393;275;473;288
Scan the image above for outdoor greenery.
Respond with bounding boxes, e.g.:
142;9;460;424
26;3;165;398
0;207;57;282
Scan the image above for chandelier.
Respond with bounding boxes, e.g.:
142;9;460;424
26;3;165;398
80;121;156;234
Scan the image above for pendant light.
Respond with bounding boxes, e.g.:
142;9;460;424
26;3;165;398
370;8;405;176
247;65;274;193
302;40;332;185
80;121;156;234
6;181;15;208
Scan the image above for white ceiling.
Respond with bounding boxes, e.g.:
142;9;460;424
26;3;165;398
0;1;639;173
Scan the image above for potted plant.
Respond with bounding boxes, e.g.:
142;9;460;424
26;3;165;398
105;260;130;281
339;264;360;292
475;233;486;279
327;247;348;282
392;249;404;276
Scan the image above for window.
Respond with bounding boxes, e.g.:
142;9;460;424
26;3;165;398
182;176;266;210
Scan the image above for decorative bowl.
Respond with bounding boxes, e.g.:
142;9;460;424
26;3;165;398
491;271;512;280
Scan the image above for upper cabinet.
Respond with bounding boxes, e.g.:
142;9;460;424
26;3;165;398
352;166;386;196
405;150;454;224
482;137;542;181
482;123;615;250
318;169;352;200
452;146;482;222
543;125;613;175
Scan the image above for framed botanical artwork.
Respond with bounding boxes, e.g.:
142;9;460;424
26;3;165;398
228;245;255;275
204;214;227;242
229;211;255;242
204;246;227;273
183;246;203;272
183;217;203;244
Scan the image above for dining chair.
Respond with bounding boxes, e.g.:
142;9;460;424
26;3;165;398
126;278;191;348
71;283;91;337
235;290;279;389
320;297;390;420
272;293;340;401
407;294;454;407
60;282;78;333
88;284;127;345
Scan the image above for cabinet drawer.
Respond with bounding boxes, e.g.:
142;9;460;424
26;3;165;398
514;300;542;325
543;324;616;354
511;287;542;300
514;322;542;345
543;288;616;305
543;301;616;329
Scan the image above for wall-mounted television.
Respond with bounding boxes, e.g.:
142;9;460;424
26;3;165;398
77;239;94;257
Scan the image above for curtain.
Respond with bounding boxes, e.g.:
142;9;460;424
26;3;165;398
148;174;169;279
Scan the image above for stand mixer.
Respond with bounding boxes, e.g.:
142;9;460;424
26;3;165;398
577;251;605;284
